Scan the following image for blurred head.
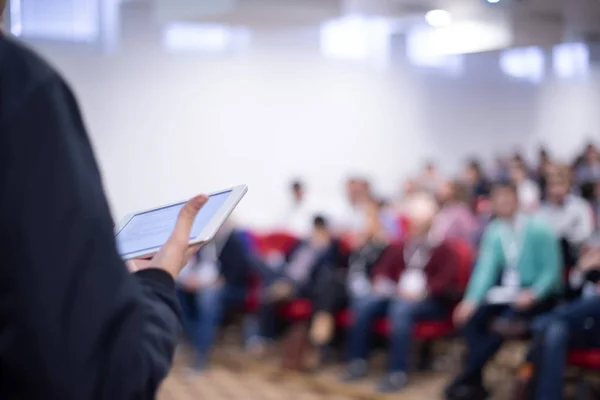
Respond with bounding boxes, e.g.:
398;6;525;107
0;0;5;28
491;182;519;218
424;161;437;176
546;165;571;203
436;181;454;204
584;143;600;164
464;159;483;185
405;193;439;237
291;180;304;203
311;215;331;244
364;197;383;237
509;161;527;183
402;178;417;196
345;178;362;205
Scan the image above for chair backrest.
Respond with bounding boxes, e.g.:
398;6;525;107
255;231;300;257
451;239;475;292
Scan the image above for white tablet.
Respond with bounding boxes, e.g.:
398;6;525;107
115;185;247;260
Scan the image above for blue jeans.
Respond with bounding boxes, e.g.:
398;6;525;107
346;295;389;361
534;296;600;400
177;284;246;361
387;298;447;373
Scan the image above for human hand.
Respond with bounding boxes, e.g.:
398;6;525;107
142;195;209;279
453;300;476;326
578;251;600;272
267;280;294;301
397;288;425;302
514;290;536;310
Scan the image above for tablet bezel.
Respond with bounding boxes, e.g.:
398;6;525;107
115;184;248;260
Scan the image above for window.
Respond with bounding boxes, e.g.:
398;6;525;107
320;16;394;63
9;0;99;42
162;22;251;54
499;47;545;83
553;42;589;79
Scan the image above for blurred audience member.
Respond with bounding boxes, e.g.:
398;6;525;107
341;195;459;393
595;181;600;230
395;178;419;214
281;180;315;238
445;182;561;400
510;161;540;212
417;161;443;193
308;199;391;360
177;224;252;372
492;156;510;182
463;159;491;199
535;147;552;200
538;166;594;266
246;216;341;355
526;234;600;400
337;177;372;234
574;143;600;186
432;180;480;245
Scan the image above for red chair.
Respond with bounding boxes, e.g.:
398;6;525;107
255;231;299;257
568;349;600;370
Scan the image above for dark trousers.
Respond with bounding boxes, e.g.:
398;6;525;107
311;267;348;315
460;299;556;384
533;296;600;400
346;295;447;372
177;285;246;361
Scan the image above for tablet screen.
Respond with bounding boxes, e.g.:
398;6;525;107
116;190;232;258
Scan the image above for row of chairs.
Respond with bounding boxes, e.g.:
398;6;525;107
239;230;600;373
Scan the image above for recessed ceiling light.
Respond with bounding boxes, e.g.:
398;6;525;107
425;9;452;27
487;0;501;4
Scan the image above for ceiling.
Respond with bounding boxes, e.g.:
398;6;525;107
163;0;600;43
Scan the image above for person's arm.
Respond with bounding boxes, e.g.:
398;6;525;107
464;225;502;304
531;223;563;299
0;76;180;398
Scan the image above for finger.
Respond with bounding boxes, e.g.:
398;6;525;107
170;195;208;244
184;243;203;259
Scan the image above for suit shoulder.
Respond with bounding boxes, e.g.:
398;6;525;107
0;37;62;123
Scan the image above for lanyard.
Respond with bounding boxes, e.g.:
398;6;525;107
403;240;432;270
500;219;525;268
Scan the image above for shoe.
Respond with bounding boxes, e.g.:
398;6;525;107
377;372;408;393
183;356;207;378
444;381;489;400
339;360;367;382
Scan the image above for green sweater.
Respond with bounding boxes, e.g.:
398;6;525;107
465;215;563;304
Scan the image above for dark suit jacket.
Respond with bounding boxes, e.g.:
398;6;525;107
283;239;344;293
219;230;253;288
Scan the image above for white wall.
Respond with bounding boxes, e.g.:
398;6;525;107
29;38;600;229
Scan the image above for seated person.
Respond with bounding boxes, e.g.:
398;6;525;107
510;161;541;212
340;195;459;393
246;215;341;354
176;223;252;373
309;197;393;355
444;182;562;400
525;234;600;400
432;180;481;246
538;165;593;267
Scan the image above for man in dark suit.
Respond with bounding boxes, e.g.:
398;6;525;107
0;18;208;399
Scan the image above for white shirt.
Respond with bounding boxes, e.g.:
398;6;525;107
538;195;594;246
517;180;540;211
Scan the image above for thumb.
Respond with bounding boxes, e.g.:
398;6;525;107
170;194;208;244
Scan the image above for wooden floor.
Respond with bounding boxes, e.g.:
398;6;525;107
158;345;460;400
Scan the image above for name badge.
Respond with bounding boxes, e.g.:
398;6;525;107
398;269;427;296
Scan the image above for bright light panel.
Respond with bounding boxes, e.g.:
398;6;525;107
406;25;464;73
425;10;452;28
162;22;250;53
407;22;511;56
499;47;545;83
320;16;394;62
553;42;589;79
